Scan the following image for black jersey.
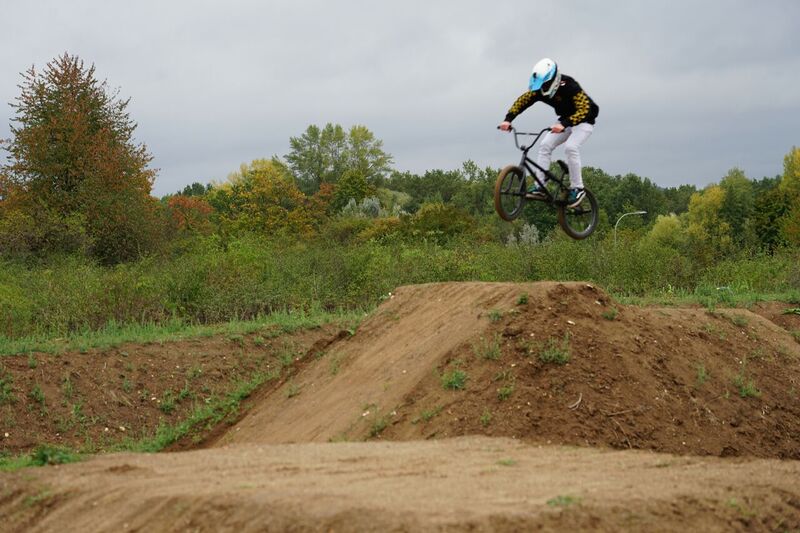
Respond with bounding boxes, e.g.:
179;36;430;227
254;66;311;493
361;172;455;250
504;74;598;127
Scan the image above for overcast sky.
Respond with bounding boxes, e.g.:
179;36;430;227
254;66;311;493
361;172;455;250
1;1;798;196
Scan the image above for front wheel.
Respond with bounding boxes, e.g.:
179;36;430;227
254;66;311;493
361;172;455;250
494;165;526;221
557;188;599;239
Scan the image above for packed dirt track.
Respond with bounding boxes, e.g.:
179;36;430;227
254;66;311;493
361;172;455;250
2;281;800;531
4;437;800;532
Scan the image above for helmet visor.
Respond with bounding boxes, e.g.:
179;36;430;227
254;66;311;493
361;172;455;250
528;73;546;91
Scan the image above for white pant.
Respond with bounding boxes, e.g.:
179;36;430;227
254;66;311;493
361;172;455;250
535;123;594;189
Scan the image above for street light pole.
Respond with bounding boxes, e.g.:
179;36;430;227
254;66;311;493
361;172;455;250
614;210;647;246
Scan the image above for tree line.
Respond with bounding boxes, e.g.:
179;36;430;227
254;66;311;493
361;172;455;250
1;53;798;267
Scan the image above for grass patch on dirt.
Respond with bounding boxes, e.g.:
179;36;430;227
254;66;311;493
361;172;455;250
120;369;281;453
0;351;299;469
538;334;571;365
0;308;365;357
0;445;83;472
0;370;278;469
0;310;358;469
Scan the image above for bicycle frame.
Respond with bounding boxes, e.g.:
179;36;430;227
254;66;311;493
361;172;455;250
509;127;569;204
495;125;599;238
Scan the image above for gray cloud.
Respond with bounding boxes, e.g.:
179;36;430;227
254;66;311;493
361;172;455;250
1;0;798;196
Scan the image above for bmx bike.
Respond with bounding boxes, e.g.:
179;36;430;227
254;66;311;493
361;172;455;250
494;127;599;240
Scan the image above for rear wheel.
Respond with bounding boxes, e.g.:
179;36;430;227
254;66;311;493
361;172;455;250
494;165;526;221
557;188;599;239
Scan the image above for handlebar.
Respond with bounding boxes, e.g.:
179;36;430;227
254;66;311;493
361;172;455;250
497;126;551;151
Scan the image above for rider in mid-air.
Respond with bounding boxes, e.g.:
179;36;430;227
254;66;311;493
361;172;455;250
498;58;598;207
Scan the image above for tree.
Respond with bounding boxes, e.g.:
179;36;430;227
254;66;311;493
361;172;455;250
777;148;800;247
207;159;314;237
779;147;800;199
167;195;213;236
178;182;211;197
645;213;687;250
718;167;754;243
0;53;161;262
345;125;393;187
285;123;392;194
332;168;373;211
685;185;733;262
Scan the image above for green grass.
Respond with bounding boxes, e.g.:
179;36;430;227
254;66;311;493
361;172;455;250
0;445;83;472
488;309;503;323
497;383;514;401
29;384;45;407
118;368;280;453
539;334;571;365
442;369;467;390
285;382;301;398
0;308;364;357
547;495;581;507
412;405;443;424
3;363;285;469
497;458;517;467
329;355;341;375
480;409;492;427
159;390;177;414
733;373;760;398
731;314;748;327
62;374;74;399
0;369;15;405
473;334;502;361
517;293;529;305
601;307;618;321
369;415;388;437
696;363;709;386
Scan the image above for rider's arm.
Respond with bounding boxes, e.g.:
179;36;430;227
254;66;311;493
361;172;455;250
504;91;541;122
561;80;592;128
561;90;592;127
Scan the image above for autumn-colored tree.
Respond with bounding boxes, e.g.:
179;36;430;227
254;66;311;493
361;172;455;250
645;213;687;250
207;159;315;237
306;182;336;221
0;53;161;262
167;195;214;236
779;147;800;199
777;148;800;246
685;185;733;263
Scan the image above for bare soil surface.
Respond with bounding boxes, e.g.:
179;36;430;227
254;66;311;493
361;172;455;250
0;324;341;453
220;282;800;458
2;437;800;532
1;282;799;531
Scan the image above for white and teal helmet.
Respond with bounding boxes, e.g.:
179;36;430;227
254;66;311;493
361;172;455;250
529;58;561;97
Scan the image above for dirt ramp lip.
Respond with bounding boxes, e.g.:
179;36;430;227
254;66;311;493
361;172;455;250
219;282;556;446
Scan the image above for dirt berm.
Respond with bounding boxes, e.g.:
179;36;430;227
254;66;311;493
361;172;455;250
2;281;800;532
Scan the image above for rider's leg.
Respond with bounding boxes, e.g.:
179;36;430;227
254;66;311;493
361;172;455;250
563;123;594;189
535;130;569;182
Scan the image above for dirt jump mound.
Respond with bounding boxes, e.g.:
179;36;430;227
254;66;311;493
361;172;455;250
220;282;800;459
3;282;800;532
